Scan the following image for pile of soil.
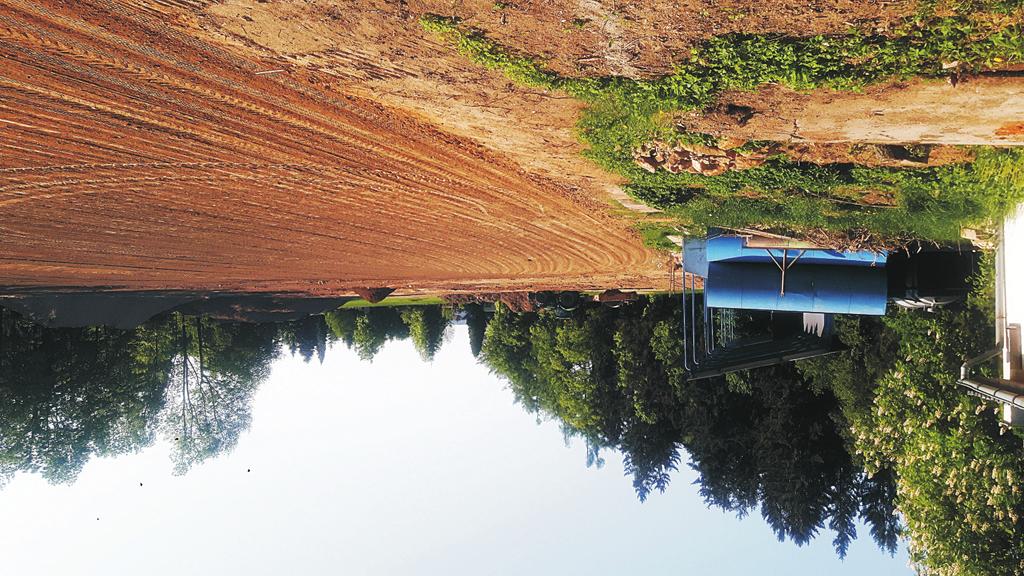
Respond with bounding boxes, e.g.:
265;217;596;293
635;138;976;173
444;292;537;311
634;140;771;175
355;288;397;304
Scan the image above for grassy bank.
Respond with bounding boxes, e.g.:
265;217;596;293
340;296;445;309
423;5;1024;245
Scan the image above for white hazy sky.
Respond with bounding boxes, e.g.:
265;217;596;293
0;328;910;576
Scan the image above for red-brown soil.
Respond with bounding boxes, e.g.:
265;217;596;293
194;0;921;199
196;0;635;217
2;0;1017;297
0;0;669;294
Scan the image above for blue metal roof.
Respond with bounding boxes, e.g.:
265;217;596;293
700;235;887;267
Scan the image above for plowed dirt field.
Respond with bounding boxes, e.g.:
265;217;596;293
0;0;671;294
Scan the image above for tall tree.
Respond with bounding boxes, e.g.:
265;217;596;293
280;315;329;364
324;308;411;361
854;303;1024;575
0;310;175;484
462;303;490;358
401;307;449;361
685;365;899;556
0;309;283;482
479;296;899;556
159;316;278;474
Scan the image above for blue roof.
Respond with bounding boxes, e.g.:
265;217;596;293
700;235;887;267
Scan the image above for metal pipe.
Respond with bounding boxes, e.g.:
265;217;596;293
961;347;1003;381
690;274;700;366
957;211;1015;418
707;304;714;353
681;280;690;371
959;377;1024;411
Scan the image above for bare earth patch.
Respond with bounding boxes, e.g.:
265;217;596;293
680;79;1024;146
0;0;667;294
196;0;641;209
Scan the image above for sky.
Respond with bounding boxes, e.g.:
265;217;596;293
0;328;911;576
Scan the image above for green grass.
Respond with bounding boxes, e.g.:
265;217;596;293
635;221;683;251
423;10;1024;105
630;148;1024;244
340;296;445;309
918;0;1024;16
422;7;1024;244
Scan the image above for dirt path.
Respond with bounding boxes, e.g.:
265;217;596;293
683;78;1024;145
198;0;632;222
0;0;667;294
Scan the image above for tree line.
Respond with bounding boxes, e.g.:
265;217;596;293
2;290;1020;573
0;305;470;482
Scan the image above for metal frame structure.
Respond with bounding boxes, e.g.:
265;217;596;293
765;249;806;295
680;233;852;381
958;210;1024;425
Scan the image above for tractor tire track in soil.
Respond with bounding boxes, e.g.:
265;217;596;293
0;0;666;295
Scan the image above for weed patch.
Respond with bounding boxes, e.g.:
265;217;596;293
634;221;682;251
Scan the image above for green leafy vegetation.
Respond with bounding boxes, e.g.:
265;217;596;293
324;306;410;360
853;304;1024;575
635;221;682;251
5;280;1024;573
400;306;449;361
0;312;281;481
795;267;1024;575
476;285;1024;573
478;297;900;557
1;297;903;557
623;148;1024;244
0;313;176;484
861;326;1002;572
422;9;1024;243
339;296;445;309
0;303;458;483
161;316;279;474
